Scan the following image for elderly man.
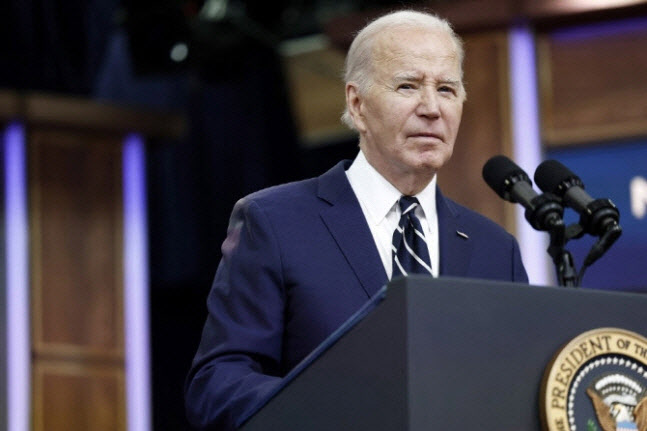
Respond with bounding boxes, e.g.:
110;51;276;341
185;10;527;430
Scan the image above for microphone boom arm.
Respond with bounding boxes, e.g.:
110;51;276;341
544;217;579;287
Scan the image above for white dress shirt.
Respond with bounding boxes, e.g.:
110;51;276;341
346;150;439;279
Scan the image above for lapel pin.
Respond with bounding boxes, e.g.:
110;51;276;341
456;230;469;239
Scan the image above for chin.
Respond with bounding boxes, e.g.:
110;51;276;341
414;154;451;172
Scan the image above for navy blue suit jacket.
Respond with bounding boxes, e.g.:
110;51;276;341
185;160;528;430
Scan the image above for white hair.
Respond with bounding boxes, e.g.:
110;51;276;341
341;10;465;130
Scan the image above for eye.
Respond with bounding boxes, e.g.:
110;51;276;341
438;85;457;95
397;83;416;90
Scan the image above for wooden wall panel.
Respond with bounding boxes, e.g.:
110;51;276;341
33;361;125;431
438;31;516;232
539;22;647;146
30;130;124;357
29;129;125;431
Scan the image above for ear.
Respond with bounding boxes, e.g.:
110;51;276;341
345;82;367;133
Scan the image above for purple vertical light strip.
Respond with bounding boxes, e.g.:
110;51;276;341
551;16;647;41
508;26;552;285
4;122;30;431
123;134;151;431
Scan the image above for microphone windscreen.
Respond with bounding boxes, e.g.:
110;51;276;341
534;159;579;196
482;155;527;199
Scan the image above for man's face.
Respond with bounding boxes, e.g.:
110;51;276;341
347;27;464;188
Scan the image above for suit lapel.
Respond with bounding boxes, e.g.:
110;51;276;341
315;162;474;290
317;161;388;298
437;189;472;277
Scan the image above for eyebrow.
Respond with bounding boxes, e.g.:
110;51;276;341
393;74;460;87
393;73;423;82
437;79;461;87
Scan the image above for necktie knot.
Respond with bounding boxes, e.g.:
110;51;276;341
398;195;419;216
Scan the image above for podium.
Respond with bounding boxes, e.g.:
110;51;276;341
239;277;647;430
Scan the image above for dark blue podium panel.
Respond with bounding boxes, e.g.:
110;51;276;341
240;277;647;430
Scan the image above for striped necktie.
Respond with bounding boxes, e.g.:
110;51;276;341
391;196;433;278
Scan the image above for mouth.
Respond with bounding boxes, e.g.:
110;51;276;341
408;133;443;142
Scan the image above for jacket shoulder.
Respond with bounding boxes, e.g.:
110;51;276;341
444;196;515;239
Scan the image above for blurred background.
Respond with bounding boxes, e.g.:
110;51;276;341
1;0;647;430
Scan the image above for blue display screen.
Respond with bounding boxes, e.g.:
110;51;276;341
545;139;647;292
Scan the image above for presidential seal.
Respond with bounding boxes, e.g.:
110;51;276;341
541;328;647;431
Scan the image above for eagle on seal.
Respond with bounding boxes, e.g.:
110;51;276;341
587;373;647;431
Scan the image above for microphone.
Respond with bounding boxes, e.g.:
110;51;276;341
534;160;620;237
482;155;563;231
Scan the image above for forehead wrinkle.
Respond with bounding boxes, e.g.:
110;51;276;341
374;37;460;68
375;26;458;53
381;54;462;82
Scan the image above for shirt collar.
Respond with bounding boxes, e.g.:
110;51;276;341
346;150;437;225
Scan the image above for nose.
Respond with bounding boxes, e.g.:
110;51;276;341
416;88;440;118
